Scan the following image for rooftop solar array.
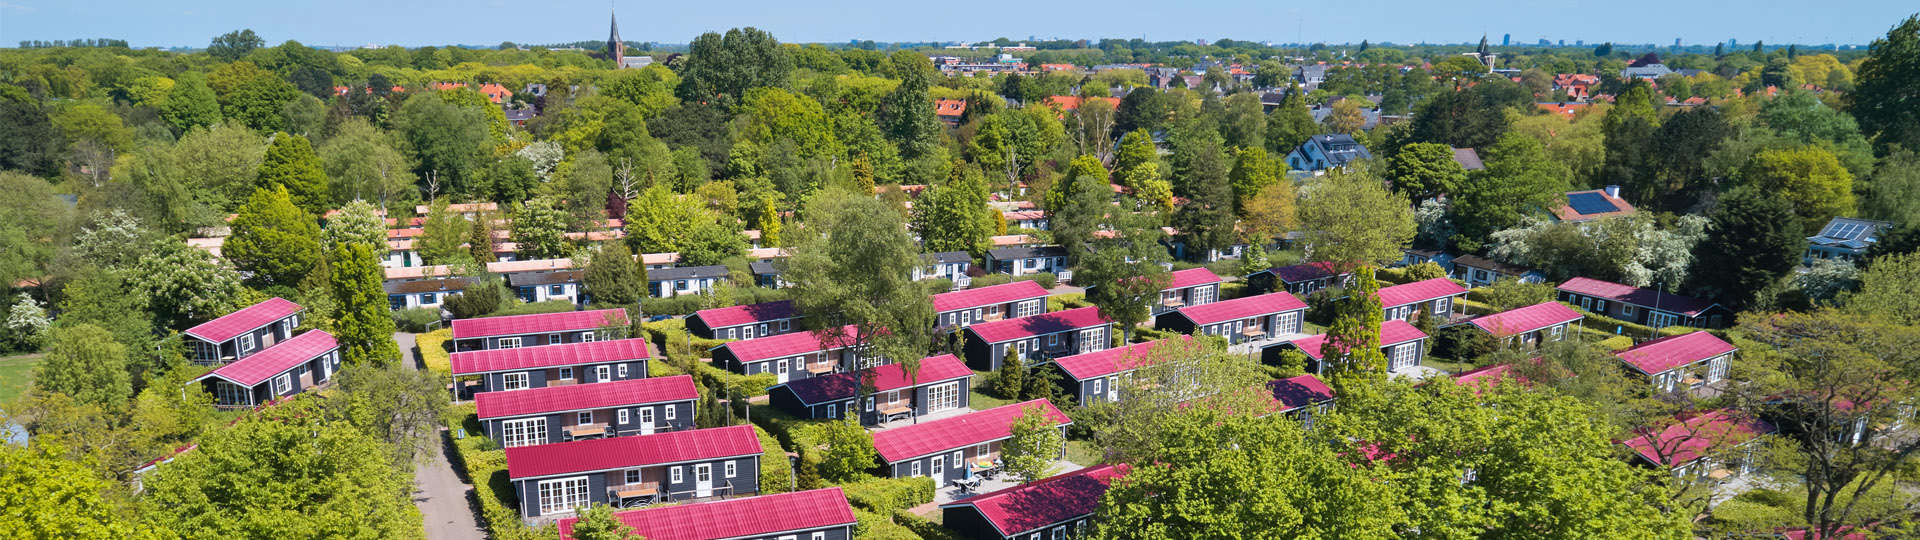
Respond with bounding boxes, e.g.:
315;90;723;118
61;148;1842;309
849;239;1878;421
1566;192;1620;216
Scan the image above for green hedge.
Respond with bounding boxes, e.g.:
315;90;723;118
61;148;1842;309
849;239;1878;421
854;509;921;539
1595;334;1634;351
441;403;549;540
488;300;577;317
1048;292;1091;311
841;476;936;513
392;308;443;332
893;509;965;540
1576;309;1699;340
970;272;1057;290
641;295;709;317
753;425;793;494
1375;266;1412;284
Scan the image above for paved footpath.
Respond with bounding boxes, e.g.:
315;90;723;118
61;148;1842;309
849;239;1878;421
396;332;489;540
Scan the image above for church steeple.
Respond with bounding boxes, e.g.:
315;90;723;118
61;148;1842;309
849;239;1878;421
608;7;625;66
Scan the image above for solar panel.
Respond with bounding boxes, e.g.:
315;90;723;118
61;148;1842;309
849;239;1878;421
1829;222;1865;239
1565;192;1619;216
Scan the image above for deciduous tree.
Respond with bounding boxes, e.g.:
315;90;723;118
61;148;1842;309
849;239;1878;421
1742;146;1855;233
509;196;571;260
1077;205;1170;342
1002;404;1065;483
1298;165;1414;267
33;324;131;406
1684;187;1805;310
1384;142;1465;201
1848;14;1920;153
583;241;646;308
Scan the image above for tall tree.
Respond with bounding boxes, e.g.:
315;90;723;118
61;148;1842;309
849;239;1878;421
912;165;996;256
0;171;71;288
1848;14;1920;153
676;27;793;106
33;324;131;407
0;443;162;538
583;241;646;308
1320;266;1385;377
1227;146;1279;215
877;51;941;160
320;119;417;212
392;92;490;196
1383;142;1466;202
1859;148;1920;224
1077;204;1171;342
786;188;936;407
1451;133;1571;247
161;72;222;134
1320;98;1366;135
1171;126;1237;258
1684;187;1804;310
322;199;387;254
224;186;323;289
1298;165;1415;267
129;239;245;330
1266;85;1317;154
207;29;265;61
330;242;399;367
1742;146;1855;234
1846;252;1920;327
415;199;470;266
510;196;571;260
1002;404;1066;483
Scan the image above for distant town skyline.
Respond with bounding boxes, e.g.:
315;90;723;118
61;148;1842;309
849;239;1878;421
1;0;1912;49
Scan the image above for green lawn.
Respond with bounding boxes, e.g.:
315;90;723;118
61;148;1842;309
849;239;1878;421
968;373;1014;410
0;354;43;405
1064;439;1104;467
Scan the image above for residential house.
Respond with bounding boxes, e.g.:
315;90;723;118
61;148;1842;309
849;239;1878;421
1249;261;1352;295
414;202;498;219
914;252;973;284
961;306;1113;371
686;300;801;341
1468;302;1584;347
648;265;728;298
1450;255;1545;287
933;281;1050;331
986;246;1069;276
1621;411;1774;480
385;277;470;310
1157;292;1308;346
1551;186;1636;222
1399;249;1452;270
710;325;880;383
1276;320;1430;374
1804;217;1892;264
183;297;305;364
749;260;784;289
1619;53;1674;80
1051;338;1185;406
1284;134;1372;173
506;425;763;518
1376;278;1469;324
767;354;972;425
449;338;653;395
449;308;629;351
554;488;856;540
382;239;425;268
1615;331;1735;395
872;400;1071;484
940;465;1128;540
192;330;341;408
477;375;699;447
935;98;967;126
1149;268;1223;317
1002;210;1049;230
1556;277;1730;328
1267;374;1336;427
508;270;586;306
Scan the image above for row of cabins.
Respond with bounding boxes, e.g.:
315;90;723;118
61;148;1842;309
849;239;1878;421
181;298;343;408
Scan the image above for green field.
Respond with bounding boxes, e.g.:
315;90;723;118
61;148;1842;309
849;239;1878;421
0;354;44;405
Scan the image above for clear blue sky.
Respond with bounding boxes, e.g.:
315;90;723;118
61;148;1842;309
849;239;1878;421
1;0;1912;48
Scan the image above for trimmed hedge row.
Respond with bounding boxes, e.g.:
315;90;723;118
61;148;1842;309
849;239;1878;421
893;509;966;540
841;475;936;513
488;300;577;317
854;509;921;539
416;329;452;376
753;425;794;494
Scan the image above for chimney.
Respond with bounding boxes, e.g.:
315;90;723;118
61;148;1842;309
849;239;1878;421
1603;185;1621;198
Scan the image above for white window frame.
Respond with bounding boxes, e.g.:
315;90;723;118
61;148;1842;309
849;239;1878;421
498;337;522;349
558;367;574;380
1092;377;1103;398
932;455;945;476
725;460;737;478
547;333;561;344
826;403;838;418
240;334;256;353
670;466;683;483
624;469;641;485
577;411;592;424
665;405;677;421
618;409;630;424
581;331;596;343
502;372;530;391
501;417;547;448
616;363;628;378
536;477;591;516
780;320;791;331
1390;343;1417;370
911;460;923;477
273;374;292;395
1016;299;1042;318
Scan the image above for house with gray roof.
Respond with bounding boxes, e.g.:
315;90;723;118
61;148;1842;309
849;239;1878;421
648;265;728;298
1804;217;1893;265
1285;134;1373;173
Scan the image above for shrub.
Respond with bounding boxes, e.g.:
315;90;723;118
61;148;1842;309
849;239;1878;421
392;308;443;332
752;425;793;494
853;509;920;539
841;476;936;513
1304;288;1342;325
640;294;708;317
1595;334;1633;351
1433;325;1496;363
415;329;452;376
1404;261;1448;281
1025;272;1058;289
445;278;511;318
1375;266;1412;284
969;274;1013;289
489;300;576;317
893;509;965;540
1049;292;1090;311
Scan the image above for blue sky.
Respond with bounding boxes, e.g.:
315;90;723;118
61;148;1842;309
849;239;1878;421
1;0;1912;48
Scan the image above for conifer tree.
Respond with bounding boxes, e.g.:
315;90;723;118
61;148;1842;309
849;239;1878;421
331;242;399;366
257;132;331;215
225;186;323;289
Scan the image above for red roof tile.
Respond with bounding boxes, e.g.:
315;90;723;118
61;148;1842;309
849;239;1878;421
1621;411;1774;467
1052;337;1188;381
1375;278;1467;308
942;465;1129;537
505;425;762;480
1614;331;1736;375
450;309;629;340
196;330;336;386
1266;261;1344;283
1176;292;1307;327
1557;277;1719;316
691;300;799;330
873;400;1070;463
1289;320;1428;360
450;338;652;375
965;307;1110;344
475;375;699;420
1268;374;1335;412
716;324;868;364
1166;267;1223;289
1469;302;1583;338
556;488;856;540
184;297;302;343
934;98;968;117
778;355;973;405
932;281;1050;313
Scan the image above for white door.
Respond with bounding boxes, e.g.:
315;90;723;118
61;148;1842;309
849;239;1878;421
931;455;945;478
639;408;656;435
775;359;790;383
694;463;713;497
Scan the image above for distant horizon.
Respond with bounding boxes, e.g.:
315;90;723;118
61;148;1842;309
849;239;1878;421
1;0;1912;50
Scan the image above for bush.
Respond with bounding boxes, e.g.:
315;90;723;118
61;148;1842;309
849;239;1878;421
1595;334;1633;351
445;278;511;319
1304;288;1343;326
1218;280;1250;300
893;509;964;540
392;308;443;332
853;509;920;539
640;294;709;317
968;273;1013;289
487;300;578;318
1433;325;1496;363
416;329;452;376
752;425;793;494
1131;326;1175;342
1026;272;1058;289
1048;292;1090;311
1375;266;1412;284
841;476;936;513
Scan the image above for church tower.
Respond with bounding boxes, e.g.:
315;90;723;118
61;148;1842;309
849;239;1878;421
608;8;625;67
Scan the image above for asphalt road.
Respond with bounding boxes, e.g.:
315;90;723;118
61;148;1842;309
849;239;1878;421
396;332;489;540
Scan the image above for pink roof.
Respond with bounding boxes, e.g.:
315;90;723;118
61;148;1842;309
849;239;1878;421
1268;374;1335;412
873;400;1071;463
1052;337;1188;381
1166;267;1223;289
965;306;1111;344
1615;331;1736;375
779;354;973;405
1469;302;1583;337
196;330;336;387
1621;411;1774;467
1452;363;1522;391
475;375;698;420
1289;320;1428;360
717;324;867;363
691;300;799;329
1557;277;1719;316
1176;291;1307;326
184;297;302;343
943;465;1129;536
556;488;856;540
505;425;762;480
449;338;652;375
932;280;1050;313
1375;278;1467;308
450;309;629;340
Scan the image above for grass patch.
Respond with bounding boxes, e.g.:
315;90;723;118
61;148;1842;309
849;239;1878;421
1420;357;1476;375
0;354;43;405
416;329;452;377
968;374;1014;410
1064;439;1103;467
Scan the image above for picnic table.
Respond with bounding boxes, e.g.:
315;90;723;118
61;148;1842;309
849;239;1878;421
878;404;912;421
612;482;660;508
565;423;608;440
